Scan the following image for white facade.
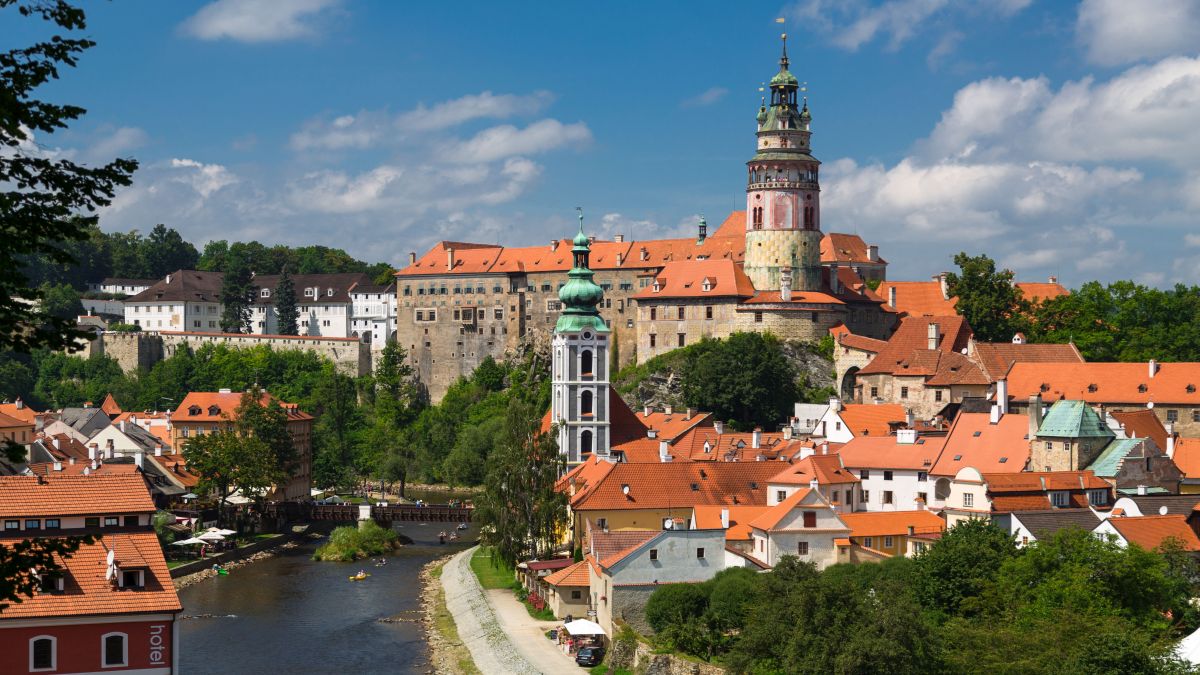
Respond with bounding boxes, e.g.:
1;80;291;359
814;403;855;443
101;281;154;295
850;468;939;512
942;467;990;526
125;301;221;332
350;287;397;348
552;327;611;463
750;491;848;569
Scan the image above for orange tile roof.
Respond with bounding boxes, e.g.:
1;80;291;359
1006;362;1200;405
1110;409;1168;449
542;560;590;587
146;453;201;488
1016;282;1070;304
37;433;91;462
859;315;973;376
1107;515;1200;551
589;529;660;568
0;401;39;425
838;434;947;471
171;391;313;423
839;510;945;538
821;233;886;265
768;454;860;486
1171;438;1200;479
747;488;815;531
982;471;1110;491
636;411;713;441
673;427;797;462
835;403;910;438
633;258;756;300
692;505;772;541
0;473;156;518
0;532;181;618
914;350;990;386
0;410;32;430
556;455;618;499
100;393;122;417
877;281;957;316
971;341;1084;381
571;462;780;511
26;462;140;478
838;333;888;353
932;412;1030;476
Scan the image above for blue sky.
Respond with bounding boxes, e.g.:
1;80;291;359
9;0;1200;286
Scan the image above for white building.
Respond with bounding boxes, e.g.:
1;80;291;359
250;272;370;339
838;430;947;511
748;488;849;569
349;282;397;348
123;270;223;332
99;278;156;296
813;398;909;443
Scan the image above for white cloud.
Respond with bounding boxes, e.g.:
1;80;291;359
787;0;1028;52
87;127;147;162
1077;0;1200;66
681;87;729;108
289;91;555;151
925;30;964;70
168;158;238;198
1185;233;1200;247
445;119;592;163
181;0;341;43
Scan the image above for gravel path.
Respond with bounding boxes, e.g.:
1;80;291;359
485;588;579;674
441;546;545;675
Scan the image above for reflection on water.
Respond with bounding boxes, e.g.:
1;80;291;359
179;520;475;675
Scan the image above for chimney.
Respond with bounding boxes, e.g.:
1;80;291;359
1048;275;1057;284
752;428;762;449
1137;484;1148;496
888;285;897;308
685;408;695;420
783;426;793;440
829;262;840;294
936;272;949;300
905;409;915;428
907;525;915;536
1149;360;1158;378
614;233;625;243
720;508;730;529
897;429;917;444
643;405;652;417
616;251;624;266
989;404;1000;425
119;420;126;433
408;252;416;265
15;398;23;410
52;437;60;450
780;267;793;302
809;478;820;490
88;443;98;461
828;396;842;412
927;321;940;351
53;461;62;472
640;247;648;261
154;444;163;457
997;378;1009;415
821;443;829;455
867;244;879;262
658;440;671;462
68;457;75;465
134;452;144;470
664;405;673;415
647;428;657;439
90;459;97;471
1028;394;1043;437
165;273;172;284
83;467;90;476
446;247;455;271
714;420;724;434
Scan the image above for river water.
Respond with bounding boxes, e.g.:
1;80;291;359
178;496;476;675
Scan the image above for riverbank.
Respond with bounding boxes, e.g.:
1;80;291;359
421;555;481;675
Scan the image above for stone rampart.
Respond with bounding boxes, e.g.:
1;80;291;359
99;331;370;376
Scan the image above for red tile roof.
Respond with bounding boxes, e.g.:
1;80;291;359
877;281;957;316
1005;362;1200;405
747;488;815;531
636;410;712;442
26;462;141;478
932;412;1030;476
859;315;973;376
0;410;32;430
821;233;886;265
1171;438;1200;479
171;391;313;423
633;258;756;300
0;532;181;618
835;403;910;438
692;505;772;541
839;510;945;538
0;473;156;518
1111;409;1169;450
100;393;122;417
1107;515;1200;551
589;529;661;568
768;454;860;487
1015;282;1070;304
971;341;1084;381
983;471;1110;492
571;462;780;511
146;453;201;488
37;434;91;462
542;560;590;587
0;401;39;425
838;332;888;353
838;434;947;471
739;289;847;306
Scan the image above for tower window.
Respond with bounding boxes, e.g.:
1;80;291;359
649;334;656;347
752;206;763;230
581;430;593;455
581;390;594;417
580;349;593;376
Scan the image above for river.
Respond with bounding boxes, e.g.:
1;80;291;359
178;494;477;675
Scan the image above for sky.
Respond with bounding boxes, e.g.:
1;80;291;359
7;0;1200;287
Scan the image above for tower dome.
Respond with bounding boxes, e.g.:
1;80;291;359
556;210;609;333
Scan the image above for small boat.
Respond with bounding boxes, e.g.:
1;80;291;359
349;572;370;581
216;568;229;576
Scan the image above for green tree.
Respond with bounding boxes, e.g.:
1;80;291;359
679;332;797;430
476;398;564;567
140;223;197;278
219;254;253;333
913;517;1017;619
37;282;83;322
646;583;709;632
184;429;279;510
234;387;295;477
274;265;298;335
945;252;1030;342
472;356;505;392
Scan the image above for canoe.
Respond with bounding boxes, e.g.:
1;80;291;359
349;573;370;581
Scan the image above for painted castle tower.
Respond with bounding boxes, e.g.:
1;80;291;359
551;211;612;464
744;34;823;292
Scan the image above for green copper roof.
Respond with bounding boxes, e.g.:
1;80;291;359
770;69;798;86
1086;438;1143;478
556;211;609;334
1037;400;1115;439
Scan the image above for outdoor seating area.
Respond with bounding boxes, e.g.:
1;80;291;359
555;618;607;657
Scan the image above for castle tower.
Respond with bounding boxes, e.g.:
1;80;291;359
551;210;612;464
744;34;823;292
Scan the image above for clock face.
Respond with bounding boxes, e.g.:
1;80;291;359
583;331;592;340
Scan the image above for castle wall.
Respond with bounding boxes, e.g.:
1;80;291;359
99;331;369;377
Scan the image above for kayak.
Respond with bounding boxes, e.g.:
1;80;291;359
216;569;229;576
349;573;370;581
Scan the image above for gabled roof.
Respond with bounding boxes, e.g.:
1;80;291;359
1037;400;1115;439
1011;509;1101;540
1015;282;1070;304
636;410;712;442
0;401;38;425
171;391;313;424
0;473;155;518
1111;409;1169;450
917;350;990;386
542;560;590;587
589;528;661;569
971;341;1084;381
838;434;947;471
835;403;909;438
747;488;815;531
768;454;860;487
876;281;957;316
570;462;779;510
54;407;111;437
1006;362;1200;405
1115;494;1200;516
33;434;91;462
0;532;181;618
127;269;223;304
859;315;973;376
1172;438;1200;480
145;453;201;488
839;510;945;538
692;505;771;541
983;471;1110;492
673;427;798;462
99;393;122;417
837;332;888;354
632;259;755;300
1087;438;1157;478
933;412;1030;476
821;233;886;265
1106;515;1200;551
0;411;31;429
251;272;372;305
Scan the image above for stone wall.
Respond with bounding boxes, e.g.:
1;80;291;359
608;633;726;675
99;331;370;377
100;332;164;372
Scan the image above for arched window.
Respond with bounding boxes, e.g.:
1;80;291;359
580;349;593;376
581;390;594;417
102;633;127;668
30;636;55;672
580;430;593;455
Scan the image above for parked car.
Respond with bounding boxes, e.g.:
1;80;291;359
575;647;604;667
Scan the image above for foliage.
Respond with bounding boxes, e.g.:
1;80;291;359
0;535;95;613
945;252;1030;342
107;322;140;332
38;282;83;322
274;266;298;335
198;239;389;277
912;518;1018;619
1028;280;1200;362
312;521;399;562
183;388;292;507
151;510;176;547
219;253;253;333
475;397;565;568
679;332;797;431
1;0;134;354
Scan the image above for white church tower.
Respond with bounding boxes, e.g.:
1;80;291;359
551;210;612;464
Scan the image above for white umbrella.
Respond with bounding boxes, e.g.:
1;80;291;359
206;527;237;536
197;531;225;542
563;619;606;636
172;537;207;546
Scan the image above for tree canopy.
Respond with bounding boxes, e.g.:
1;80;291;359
679;332;797;431
945;252;1030;342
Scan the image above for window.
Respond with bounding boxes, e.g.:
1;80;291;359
900;386;909;399
1051;491;1069;507
1167;409;1179;423
103;632;128;667
124;515;138;527
917;471;928;482
649;334;656;348
597;518;607;530
571;590;582;600
581;350;593;376
104;516;118;527
1194;409;1200;423
260;288;270;298
649;307;657;320
862;490;870;503
917;491;928;504
580;430;593;455
883;536;894;548
121;569;144;588
30;636;55;671
802;511;817;528
677;306;685;320
1088;489;1107;506
883;491;893;504
696;547;705;559
754;311;763;323
649;549;658;561
705;306;713;319
797;541;809;556
860;469;870;479
581;390;594;417
883;470;893;481
85;517;100;528
45;519;60;529
863;537;873;548
1045;441;1052;451
1064;441;1073;453
870;386;878;398
4;520;17;530
776;490;787;503
935;390;943;402
677;333;685;347
494;308;503;320
963;493;974;508
25;519;40;530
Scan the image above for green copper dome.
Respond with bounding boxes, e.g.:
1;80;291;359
556;211;609;334
770;69;798;86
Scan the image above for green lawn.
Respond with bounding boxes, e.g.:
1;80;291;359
590;666;632;675
469;547;517;590
166;560;189;569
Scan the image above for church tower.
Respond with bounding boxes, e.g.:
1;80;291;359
744;34;823;292
551;210;612;464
